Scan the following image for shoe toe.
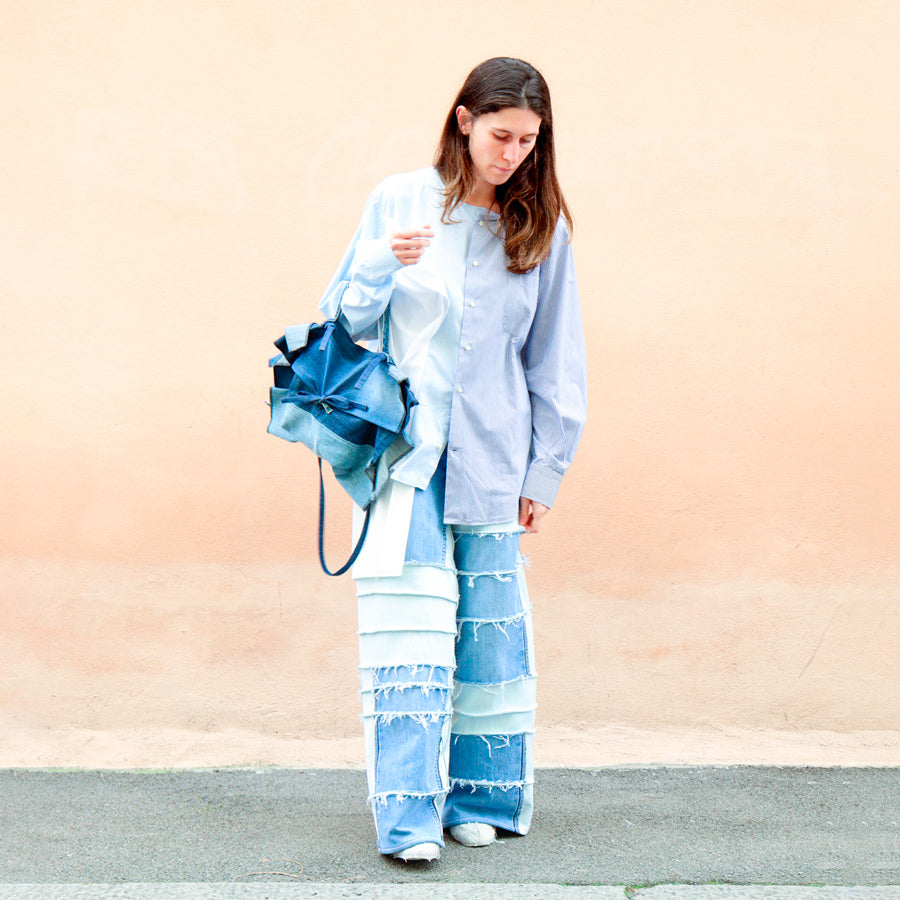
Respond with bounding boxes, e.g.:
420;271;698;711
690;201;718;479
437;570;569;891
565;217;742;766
393;841;441;862
449;823;496;847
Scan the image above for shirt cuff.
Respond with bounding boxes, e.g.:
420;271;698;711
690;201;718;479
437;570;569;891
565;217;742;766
355;235;404;282
521;462;564;509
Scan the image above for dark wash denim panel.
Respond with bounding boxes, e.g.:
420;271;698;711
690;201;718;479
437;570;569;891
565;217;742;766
444;781;524;832
449;732;529;783
457;567;523;620
445;732;529;829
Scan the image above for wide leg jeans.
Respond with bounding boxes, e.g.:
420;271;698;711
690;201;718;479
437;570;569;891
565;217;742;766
355;462;537;856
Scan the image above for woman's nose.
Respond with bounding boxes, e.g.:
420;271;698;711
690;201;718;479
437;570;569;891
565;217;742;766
503;145;521;165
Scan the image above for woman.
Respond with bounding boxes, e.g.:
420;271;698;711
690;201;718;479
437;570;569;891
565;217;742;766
318;57;587;862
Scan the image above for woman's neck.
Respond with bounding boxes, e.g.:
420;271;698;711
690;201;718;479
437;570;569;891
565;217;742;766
464;181;497;210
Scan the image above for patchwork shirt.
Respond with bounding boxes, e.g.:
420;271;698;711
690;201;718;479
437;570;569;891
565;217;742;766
319;167;587;526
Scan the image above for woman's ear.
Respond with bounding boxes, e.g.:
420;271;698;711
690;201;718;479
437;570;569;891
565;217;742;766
455;106;473;136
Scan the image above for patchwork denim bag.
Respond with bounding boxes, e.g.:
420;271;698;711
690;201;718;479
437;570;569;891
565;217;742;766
268;311;417;575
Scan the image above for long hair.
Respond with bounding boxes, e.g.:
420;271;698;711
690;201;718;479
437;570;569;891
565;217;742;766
434;57;572;274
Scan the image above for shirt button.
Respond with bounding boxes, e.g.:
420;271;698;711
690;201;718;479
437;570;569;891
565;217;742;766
456;386;463;394
478;220;485;227
472;260;479;267
468;301;476;307
464;343;472;351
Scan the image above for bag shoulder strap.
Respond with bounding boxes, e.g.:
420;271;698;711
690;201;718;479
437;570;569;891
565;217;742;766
380;304;391;355
317;458;371;577
316;301;388;576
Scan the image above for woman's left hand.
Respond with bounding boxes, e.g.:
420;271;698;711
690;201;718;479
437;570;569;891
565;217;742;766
518;497;550;533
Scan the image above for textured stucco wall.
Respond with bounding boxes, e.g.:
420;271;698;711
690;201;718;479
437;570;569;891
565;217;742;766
2;1;899;766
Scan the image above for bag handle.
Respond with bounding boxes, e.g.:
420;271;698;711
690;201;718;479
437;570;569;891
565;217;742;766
317;458;371;576
333;300;392;357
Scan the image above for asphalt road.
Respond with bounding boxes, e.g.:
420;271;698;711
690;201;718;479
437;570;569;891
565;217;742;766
1;767;898;894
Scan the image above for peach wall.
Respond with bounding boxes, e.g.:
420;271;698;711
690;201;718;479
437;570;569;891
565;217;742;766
2;1;899;766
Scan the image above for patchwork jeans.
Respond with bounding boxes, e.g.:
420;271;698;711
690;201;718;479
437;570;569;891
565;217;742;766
356;457;537;856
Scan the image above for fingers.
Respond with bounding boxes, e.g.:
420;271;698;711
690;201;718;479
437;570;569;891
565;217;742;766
518;497;551;534
518;496;530;528
391;226;434;266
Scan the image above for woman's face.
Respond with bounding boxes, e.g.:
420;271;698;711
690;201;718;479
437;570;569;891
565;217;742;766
457;105;542;192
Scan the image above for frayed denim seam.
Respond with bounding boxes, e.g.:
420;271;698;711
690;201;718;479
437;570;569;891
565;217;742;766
368;788;449;807
449;778;534;792
366;711;450;727
367;682;452;696
457;571;517;589
371;663;450;677
456;610;528;641
359;665;458;676
450;729;534;759
451;673;538;690
357;628;457;637
457;569;516;577
453;673;535;687
403;559;455;571
367;663;454;684
451;733;511;759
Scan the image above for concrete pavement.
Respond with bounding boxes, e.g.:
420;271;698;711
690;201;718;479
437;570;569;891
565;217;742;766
0;887;898;899
1;767;898;895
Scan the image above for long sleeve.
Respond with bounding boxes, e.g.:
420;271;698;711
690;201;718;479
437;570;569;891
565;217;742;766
318;187;403;341
519;221;587;508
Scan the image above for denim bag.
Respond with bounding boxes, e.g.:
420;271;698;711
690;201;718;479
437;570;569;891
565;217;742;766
268;311;417;575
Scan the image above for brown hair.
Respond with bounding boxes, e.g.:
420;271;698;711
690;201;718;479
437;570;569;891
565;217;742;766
434;57;572;274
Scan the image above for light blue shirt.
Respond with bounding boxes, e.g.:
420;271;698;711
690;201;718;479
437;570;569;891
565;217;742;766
319;167;586;525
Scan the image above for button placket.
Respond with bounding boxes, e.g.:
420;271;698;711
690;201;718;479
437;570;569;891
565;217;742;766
456;216;491;409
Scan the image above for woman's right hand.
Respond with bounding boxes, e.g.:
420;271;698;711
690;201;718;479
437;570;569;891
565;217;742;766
391;227;434;266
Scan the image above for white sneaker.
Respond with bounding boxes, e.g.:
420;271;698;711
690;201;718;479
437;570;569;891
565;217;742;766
392;842;441;862
448;823;496;847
